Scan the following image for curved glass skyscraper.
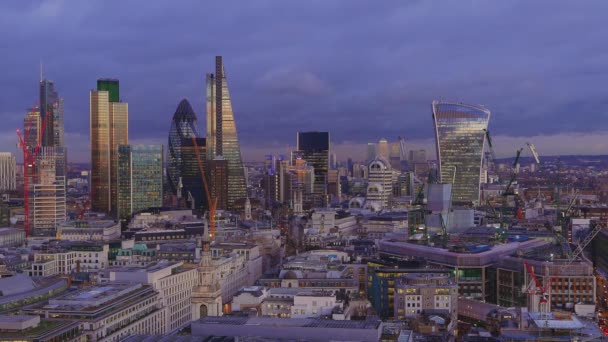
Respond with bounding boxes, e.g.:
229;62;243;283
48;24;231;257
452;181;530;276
432;101;490;206
168;99;200;196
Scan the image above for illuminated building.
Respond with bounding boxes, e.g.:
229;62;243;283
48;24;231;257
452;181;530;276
432;101;490;205
90;79;128;214
206;56;247;210
0;153;16;192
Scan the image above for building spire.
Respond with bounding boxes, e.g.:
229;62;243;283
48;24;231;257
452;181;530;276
40;60;43;82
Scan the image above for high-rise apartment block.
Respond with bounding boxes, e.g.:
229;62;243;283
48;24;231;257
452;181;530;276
90;79;128;215
0;153;16;192
432;101;490;205
206;56;247;210
295;132;330;208
117;145;164;220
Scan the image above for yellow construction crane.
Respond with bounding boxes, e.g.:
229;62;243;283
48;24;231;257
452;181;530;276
191;136;218;241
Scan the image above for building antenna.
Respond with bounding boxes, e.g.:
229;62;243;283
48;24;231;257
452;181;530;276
40;60;43;82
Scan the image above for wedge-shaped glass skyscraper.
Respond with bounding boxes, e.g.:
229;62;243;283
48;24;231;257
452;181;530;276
432;101;490;206
206;56;247;209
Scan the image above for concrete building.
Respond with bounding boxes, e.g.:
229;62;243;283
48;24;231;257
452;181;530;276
367;158;393;209
0;153;16;192
25;282;165;341
210;241;263;286
29;242;109;276
31;147;66;232
191;316;382;342
108;261;198;332
361;211;409;240
0;228;25;247
394;273;457;321
0;315;82;342
57;220;121;241
230;286;269;315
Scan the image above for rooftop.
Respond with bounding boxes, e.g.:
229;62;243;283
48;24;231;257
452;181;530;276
196;316;382;330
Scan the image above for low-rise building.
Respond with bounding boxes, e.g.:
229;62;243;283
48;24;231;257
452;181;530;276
393;272;457;322
191;316;383;342
0;228;25;247
29;242;109;276
25;282;165;341
0;315;83;342
57;220;120;241
108;261;198;332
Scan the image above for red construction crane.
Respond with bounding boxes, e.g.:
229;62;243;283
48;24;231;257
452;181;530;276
191;136;217;242
16;106;50;237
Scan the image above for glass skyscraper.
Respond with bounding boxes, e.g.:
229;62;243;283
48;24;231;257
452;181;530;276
432;101;490;206
90;79;128;215
117;145;163;220
168;99;200;198
39;79;64;148
206;56;247;210
295;131;330;208
179;137;208;211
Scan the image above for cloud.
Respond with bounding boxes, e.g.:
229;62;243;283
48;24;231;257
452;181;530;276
0;0;607;162
255;67;330;97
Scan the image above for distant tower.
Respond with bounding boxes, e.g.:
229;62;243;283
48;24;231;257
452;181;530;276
293;190;303;215
244;197;252;220
206;56;247;210
295;131;330;208
377;138;389;160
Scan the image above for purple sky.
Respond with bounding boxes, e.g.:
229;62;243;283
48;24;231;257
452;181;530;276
1;1;607;162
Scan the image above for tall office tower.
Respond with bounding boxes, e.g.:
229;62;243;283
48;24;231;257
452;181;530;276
167;99;200;198
389;141;402;170
408;149;427;164
366;143;377;163
287;157;315;209
262;155;289;206
295;131;330;208
180;137;208;211
31;147;66;232
210;157;228;210
330;152;337;169
367;158;393;209
432;101;490;206
39;79;64;147
377;138;389;160
206;56;247;210
0;153;16;192
117;145;164;220
24;107;41;150
327;169;341;204
90;79;129;214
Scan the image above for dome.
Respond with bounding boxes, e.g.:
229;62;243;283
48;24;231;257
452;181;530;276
172;99;197;121
369;157;390;170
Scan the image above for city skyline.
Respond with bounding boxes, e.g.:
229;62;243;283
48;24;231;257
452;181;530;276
1;1;608;162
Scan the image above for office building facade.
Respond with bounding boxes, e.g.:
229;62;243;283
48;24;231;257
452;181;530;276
432;101;490;206
180;138;208;211
295;132;330;208
206;56;247;210
117;145;164;220
90;79;128;215
0;153;16;192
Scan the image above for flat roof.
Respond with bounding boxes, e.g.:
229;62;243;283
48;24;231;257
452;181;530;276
197;316;382;330
0;315;38;323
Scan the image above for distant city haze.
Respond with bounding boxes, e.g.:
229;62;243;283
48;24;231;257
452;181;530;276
1;1;607;162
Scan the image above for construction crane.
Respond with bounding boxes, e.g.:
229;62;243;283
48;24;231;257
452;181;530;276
397;136;407;161
190;136;218;241
563;219;605;266
504;143;540;196
16;106;51;237
523;262;552;313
